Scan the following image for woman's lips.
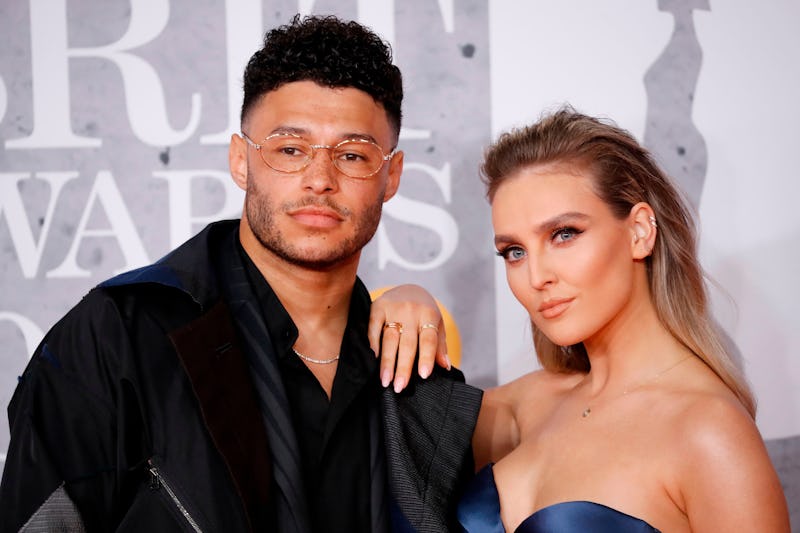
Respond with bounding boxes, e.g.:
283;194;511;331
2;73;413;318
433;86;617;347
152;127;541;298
538;297;573;319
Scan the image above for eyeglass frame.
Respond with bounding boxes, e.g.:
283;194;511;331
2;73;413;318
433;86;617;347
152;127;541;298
241;132;398;179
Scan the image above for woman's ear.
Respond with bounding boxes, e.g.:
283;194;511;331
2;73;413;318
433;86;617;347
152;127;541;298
629;202;658;259
229;133;249;192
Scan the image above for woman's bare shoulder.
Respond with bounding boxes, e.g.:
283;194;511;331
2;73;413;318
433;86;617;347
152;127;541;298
485;368;585;405
668;383;789;530
474;368;586;467
667;363;755;440
672;384;761;464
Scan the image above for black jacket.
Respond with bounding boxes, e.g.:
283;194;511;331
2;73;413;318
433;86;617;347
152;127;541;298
0;220;482;533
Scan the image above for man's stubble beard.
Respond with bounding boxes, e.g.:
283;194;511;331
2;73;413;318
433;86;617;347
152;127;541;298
245;172;385;270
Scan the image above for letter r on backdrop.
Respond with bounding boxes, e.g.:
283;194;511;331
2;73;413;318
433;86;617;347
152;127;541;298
6;0;200;149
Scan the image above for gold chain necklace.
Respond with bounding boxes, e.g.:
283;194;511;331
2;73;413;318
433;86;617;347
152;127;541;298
292;347;340;365
580;355;693;418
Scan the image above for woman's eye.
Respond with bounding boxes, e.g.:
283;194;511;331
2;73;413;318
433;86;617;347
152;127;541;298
552;227;581;243
496;247;526;262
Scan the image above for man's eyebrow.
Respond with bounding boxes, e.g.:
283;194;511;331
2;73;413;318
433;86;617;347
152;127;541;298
269;126;308;136
340;132;379;144
267;127;378;145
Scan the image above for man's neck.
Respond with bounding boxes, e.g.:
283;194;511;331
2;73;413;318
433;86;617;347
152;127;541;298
239;225;359;368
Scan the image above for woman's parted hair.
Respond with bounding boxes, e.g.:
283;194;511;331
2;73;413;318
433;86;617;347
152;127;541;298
482;106;755;417
241;14;403;137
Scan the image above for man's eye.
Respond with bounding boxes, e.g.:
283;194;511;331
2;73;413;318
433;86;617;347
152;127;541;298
277;146;305;156
340;151;367;161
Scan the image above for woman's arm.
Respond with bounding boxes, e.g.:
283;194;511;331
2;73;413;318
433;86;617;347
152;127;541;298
472;384;520;470
678;397;790;531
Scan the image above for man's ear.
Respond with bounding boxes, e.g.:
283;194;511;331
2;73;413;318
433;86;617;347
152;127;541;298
629;201;658;259
383;150;403;202
229;133;249;192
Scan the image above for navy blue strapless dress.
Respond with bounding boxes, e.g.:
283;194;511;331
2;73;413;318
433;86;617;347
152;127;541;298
457;465;660;532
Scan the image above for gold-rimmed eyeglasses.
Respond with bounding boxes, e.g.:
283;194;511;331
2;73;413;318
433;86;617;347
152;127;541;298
241;132;397;179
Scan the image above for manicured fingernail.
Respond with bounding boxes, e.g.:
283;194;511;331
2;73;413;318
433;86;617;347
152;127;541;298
444;353;451;370
381;369;391;388
419;364;432;379
393;376;406;393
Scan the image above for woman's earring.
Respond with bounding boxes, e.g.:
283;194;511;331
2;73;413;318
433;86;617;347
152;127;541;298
649;216;658;228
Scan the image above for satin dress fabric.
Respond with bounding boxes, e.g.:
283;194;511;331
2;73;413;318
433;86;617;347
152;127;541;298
457;465;661;533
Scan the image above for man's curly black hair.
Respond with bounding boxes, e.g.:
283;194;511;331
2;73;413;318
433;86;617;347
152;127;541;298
241;14;403;137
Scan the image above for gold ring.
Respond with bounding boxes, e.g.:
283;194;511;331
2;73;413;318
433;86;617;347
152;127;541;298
420;323;439;333
384;322;403;334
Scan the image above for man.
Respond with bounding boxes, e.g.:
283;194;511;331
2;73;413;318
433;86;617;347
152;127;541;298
0;15;481;533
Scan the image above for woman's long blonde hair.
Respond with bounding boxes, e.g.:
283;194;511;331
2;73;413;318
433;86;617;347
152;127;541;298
481;107;755;417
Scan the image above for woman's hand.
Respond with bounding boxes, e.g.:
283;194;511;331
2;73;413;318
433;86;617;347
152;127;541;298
369;284;450;392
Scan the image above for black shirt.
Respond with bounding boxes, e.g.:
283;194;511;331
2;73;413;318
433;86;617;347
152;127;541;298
237;240;379;533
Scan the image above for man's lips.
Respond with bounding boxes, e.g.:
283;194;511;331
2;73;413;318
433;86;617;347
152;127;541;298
537;297;573;319
289;206;344;228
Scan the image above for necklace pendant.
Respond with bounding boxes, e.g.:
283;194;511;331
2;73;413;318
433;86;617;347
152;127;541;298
582;407;591;418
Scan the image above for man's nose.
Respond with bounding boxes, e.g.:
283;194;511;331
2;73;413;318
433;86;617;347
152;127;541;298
300;147;339;192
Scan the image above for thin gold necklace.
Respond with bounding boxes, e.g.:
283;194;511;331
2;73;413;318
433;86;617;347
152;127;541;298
580;355;693;418
292;347;340;365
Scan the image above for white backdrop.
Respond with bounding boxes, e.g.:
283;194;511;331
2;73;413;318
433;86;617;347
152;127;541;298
1;0;797;525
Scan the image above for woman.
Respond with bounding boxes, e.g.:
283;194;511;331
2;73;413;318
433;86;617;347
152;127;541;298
375;107;789;531
458;108;789;531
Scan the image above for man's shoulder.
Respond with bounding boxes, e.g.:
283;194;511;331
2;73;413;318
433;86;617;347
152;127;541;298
38;220;242;362
97;219;240;305
98;263;186;293
38;279;199;362
386;366;483;422
380;366;482;531
431;364;466;383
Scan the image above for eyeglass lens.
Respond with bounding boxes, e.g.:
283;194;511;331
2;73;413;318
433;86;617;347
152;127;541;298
260;136;386;178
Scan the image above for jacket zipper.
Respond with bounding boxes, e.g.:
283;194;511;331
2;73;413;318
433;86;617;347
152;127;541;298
147;459;204;533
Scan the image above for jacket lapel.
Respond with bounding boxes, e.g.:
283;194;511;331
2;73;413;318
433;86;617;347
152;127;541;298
168;300;272;531
219;236;312;533
369;398;391;533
